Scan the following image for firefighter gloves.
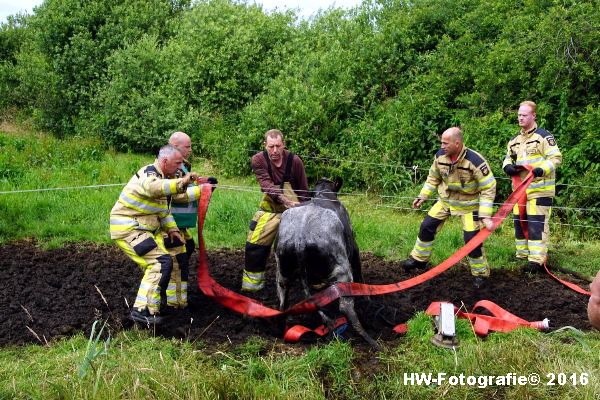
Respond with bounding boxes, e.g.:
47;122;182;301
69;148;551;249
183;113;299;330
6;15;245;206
532;167;544;177
503;164;519;176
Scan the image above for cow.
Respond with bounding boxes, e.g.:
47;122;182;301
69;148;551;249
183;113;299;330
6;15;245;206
274;177;380;349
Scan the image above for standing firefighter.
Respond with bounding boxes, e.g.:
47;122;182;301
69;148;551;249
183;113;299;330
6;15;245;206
241;129;309;295
502;101;562;273
110;145;203;325
400;127;496;289
167;131;217;311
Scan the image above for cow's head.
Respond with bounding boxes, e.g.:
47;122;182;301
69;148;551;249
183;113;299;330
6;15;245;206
312;177;343;199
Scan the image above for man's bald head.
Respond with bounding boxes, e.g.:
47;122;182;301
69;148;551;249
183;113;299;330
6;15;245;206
442;127;464;143
440;127;464;158
169;131;192;159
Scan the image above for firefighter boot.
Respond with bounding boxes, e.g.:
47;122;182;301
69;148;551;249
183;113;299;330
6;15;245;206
523;261;543;274
130;308;165;325
401;256;428;272
473;276;487;289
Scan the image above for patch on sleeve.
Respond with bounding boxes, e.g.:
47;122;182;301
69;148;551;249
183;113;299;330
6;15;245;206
480;164;490;176
546;136;556;146
143;165;160;177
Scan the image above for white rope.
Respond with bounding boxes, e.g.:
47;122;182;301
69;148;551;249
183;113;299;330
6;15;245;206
245;147;600;190
0;183;126;194
2;181;600;230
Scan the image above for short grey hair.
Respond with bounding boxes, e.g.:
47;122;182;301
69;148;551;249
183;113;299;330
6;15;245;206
157;144;180;160
264;129;284;142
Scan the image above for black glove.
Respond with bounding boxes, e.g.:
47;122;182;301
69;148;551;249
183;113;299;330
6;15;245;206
207;177;218;185
503;164;519;176
532;167;544;177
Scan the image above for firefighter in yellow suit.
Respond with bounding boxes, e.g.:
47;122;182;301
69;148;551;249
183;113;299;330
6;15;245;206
110;144;202;325
401;127;496;289
502;101;562;273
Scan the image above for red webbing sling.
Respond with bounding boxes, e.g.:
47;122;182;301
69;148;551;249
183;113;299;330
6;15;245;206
196;170;535;319
425;300;550;335
512;170;591;296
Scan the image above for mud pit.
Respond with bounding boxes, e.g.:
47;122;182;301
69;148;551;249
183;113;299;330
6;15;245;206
0;241;592;349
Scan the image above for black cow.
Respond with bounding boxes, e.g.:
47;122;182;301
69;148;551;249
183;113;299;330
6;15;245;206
274;177;380;349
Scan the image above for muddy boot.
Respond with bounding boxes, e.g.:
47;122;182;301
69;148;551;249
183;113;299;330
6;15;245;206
400;256;428;272
523;261;543;274
472;276;487;289
130;308;165;325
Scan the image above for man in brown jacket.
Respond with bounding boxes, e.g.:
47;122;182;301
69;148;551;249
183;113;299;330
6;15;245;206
241;129;309;294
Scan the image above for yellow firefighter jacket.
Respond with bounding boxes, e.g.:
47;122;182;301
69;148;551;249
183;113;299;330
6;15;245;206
502;125;562;199
419;146;496;218
110;160;200;239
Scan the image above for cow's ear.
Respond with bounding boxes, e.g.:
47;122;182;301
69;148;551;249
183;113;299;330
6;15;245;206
333;176;343;192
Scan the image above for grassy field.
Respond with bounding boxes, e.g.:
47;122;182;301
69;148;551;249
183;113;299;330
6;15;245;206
1;128;599;399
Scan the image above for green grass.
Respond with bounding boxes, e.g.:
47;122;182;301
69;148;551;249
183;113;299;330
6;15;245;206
0;327;598;399
1;129;599;399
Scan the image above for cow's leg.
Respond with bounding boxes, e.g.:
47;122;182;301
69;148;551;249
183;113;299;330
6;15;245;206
273;253;292;335
274;253;291;311
339;296;381;350
332;258;381;350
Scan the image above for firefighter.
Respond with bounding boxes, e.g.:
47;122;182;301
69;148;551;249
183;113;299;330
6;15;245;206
110;145;201;325
167;131;217;311
588;271;600;330
400;127;496;289
241;129;309;295
502;101;562;273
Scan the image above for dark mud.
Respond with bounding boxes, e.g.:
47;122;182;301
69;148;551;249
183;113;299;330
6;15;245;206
0;241;592;350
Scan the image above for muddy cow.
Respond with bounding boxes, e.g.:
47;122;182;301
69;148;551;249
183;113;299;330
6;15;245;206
275;177;380;349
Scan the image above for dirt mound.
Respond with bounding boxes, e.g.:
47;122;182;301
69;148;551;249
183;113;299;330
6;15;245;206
0;241;592;349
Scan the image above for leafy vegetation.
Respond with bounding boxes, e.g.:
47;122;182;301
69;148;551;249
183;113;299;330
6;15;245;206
1;0;598;220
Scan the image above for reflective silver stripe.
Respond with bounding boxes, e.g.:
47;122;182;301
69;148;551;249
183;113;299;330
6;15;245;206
161;215;176;227
109;218;137;226
529;179;555;189
186;186;200;201
119;193;166;213
415;239;433;248
440;198;479;208
478;174;495;187
163;181;174;195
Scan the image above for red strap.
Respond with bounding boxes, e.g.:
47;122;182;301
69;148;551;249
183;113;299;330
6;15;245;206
510;167;590;296
542;262;591;296
511;166;532;240
196;171;535;318
423;300;548;335
283;317;348;343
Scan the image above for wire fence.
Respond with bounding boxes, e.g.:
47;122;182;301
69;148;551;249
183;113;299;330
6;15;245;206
2;181;600;231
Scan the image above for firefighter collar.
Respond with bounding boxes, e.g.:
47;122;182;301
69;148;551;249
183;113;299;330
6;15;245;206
441;145;467;165
519;123;538;137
